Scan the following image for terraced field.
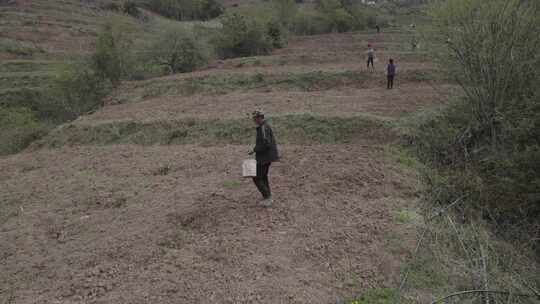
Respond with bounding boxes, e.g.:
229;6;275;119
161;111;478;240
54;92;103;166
0;0;131;108
1;19;457;304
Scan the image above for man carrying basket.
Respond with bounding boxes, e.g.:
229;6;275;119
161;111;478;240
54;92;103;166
248;110;279;207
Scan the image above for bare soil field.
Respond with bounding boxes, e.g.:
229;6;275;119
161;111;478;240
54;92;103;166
2;29;442;303
1;144;417;304
81;84;456;125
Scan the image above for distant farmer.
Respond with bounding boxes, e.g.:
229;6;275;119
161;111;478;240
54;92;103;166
375;24;380;33
386;58;396;89
248;111;279;207
411;37;418;50
367;44;375;71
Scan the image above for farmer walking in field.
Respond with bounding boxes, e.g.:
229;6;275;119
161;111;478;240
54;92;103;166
366;44;375;71
249;111;279;207
386;58;396;89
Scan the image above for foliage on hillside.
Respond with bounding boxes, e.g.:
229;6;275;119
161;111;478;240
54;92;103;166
149;27;212;73
0;0;395;155
148;0;224;21
0;107;48;155
409;0;540;243
213;12;275;58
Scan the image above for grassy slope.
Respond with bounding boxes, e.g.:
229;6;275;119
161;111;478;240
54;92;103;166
0;20;431;302
0;0;131;102
7;2;528;304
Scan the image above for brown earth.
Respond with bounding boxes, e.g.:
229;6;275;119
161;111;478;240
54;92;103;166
81;84;455;125
77;32;455;127
1;30;435;303
0;0;110;54
0;144;417;304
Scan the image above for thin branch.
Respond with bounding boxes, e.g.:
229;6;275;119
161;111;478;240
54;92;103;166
445;214;476;287
512;271;540;300
430;290;537;304
480;244;490;304
446;214;472;261
398;197;465;301
399;227;428;294
427;196;465;222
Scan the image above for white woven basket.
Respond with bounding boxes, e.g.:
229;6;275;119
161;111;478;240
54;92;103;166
242;159;257;177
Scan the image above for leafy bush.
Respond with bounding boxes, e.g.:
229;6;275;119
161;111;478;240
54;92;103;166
315;0;340;14
0;87;42;110
92;20;135;85
214;13;273;58
0;39;45;56
271;0;297;28
266;19;288;48
0;107;48;155
0;19;135;154
149;0;223;21
411;0;540;236
100;2;122;11
290;1;371;35
150;27;211;73
292;8;332;35
40;63;112;123
332;8;354;32
366;15;377;28
347;6;368;30
123;1;141;18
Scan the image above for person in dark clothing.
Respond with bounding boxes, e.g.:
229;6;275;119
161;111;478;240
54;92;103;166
249;110;279;207
375;24;380;33
367;44;375;71
386;58;396;89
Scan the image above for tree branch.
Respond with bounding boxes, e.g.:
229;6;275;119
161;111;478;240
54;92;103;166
431;290;538;304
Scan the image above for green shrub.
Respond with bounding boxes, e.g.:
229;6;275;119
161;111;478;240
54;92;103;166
92;20;135;85
347;6;368;30
149;0;223;21
291;1;371;34
0;107;48;155
271;0;297;28
292;8;332;35
410;0;540;241
40;63;111;123
0;87;42;110
99;2;122;12
266;19;288;48
123;1;141;18
366;15;377;28
352;288;402;304
0;39;44;56
315;0;341;14
214;13;272;58
150;27;211;73
375;15;390;27
332;8;354;32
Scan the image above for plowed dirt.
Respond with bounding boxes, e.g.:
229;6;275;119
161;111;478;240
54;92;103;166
1;30;443;303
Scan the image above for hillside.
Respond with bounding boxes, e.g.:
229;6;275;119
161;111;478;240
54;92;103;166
0;17;460;302
0;0;134;109
5;0;538;303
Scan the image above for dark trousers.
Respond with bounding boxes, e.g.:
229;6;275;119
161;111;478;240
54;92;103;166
253;163;271;199
387;75;394;89
367;57;374;68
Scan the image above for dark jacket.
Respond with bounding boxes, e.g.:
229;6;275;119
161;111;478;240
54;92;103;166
254;122;279;165
387;64;396;76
